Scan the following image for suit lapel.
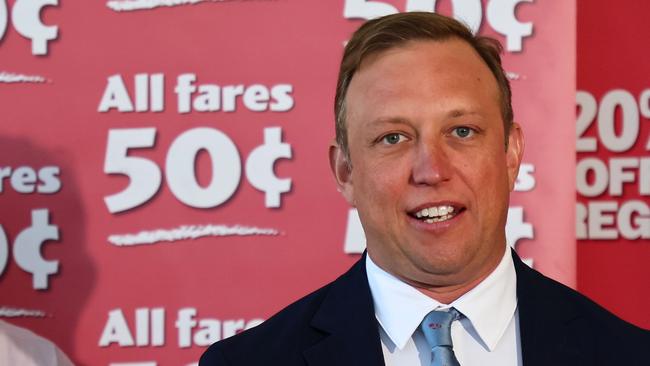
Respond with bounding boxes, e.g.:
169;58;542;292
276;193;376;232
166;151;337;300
513;250;591;366
303;254;385;366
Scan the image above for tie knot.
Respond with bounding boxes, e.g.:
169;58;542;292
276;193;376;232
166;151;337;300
420;308;460;348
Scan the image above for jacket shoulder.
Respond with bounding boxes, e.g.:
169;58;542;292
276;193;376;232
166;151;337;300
526;263;646;334
199;279;334;365
516;258;650;365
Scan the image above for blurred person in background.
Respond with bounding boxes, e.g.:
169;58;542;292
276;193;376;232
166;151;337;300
0;319;73;366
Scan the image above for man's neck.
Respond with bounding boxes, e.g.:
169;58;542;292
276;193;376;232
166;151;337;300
368;246;506;304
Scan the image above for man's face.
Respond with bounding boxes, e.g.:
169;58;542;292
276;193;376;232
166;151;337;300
330;39;523;289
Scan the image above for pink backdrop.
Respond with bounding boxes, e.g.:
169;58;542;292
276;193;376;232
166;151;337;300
0;1;644;365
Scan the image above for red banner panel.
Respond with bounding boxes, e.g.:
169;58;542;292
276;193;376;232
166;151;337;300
576;0;650;329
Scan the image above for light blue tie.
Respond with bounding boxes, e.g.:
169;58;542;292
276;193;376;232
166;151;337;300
420;308;461;366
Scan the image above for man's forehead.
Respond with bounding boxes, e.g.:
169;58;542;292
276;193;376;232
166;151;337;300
349;41;497;98
342;39;504;141
348;40;500;102
355;37;475;73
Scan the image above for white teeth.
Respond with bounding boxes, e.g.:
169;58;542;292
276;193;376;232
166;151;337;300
414;205;457;221
434;214;450;223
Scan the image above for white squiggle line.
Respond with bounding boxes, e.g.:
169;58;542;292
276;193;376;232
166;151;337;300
0;307;47;318
506;71;523;81
108;224;280;246
106;0;219;11
0;71;47;83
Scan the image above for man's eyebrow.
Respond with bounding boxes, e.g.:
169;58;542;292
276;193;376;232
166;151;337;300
447;108;482;118
369;110;482;125
369;116;410;126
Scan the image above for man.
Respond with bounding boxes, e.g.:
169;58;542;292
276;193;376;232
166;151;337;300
200;12;649;366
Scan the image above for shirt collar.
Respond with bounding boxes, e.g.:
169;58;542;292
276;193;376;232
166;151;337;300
365;247;517;351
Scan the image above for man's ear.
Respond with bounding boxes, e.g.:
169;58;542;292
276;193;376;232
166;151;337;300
506;122;525;192
329;142;355;206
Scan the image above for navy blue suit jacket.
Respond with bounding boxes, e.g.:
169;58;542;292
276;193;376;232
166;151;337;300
200;251;650;365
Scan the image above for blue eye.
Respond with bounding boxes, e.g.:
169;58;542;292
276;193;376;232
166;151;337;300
382;133;405;144
453;126;474;138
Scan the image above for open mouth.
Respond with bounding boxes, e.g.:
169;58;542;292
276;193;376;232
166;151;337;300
409;204;464;224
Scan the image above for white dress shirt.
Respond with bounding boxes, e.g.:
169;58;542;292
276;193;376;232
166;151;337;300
366;247;522;366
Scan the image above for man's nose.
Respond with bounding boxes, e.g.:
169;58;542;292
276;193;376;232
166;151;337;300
410;141;452;186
